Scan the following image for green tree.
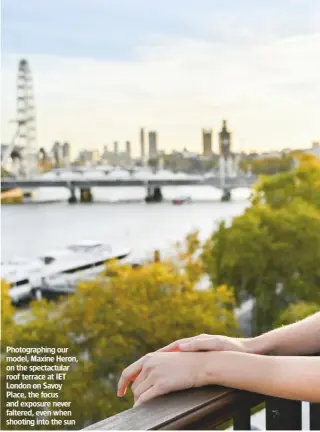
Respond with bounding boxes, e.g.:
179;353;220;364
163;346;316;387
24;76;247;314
239;155;293;175
276;302;319;327
252;154;320;210
203;155;320;333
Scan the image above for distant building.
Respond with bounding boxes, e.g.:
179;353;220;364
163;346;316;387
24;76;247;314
126;141;131;158
312;141;320;149
148;131;158;159
52;141;63;166
140;128;145;160
101;145;108;161
62;142;71;166
256;151;282;160
113;141;118;154
202;129;213;156
78;149;100;164
219;120;231;159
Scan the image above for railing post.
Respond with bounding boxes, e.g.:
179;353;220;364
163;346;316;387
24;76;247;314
310;403;320;430
233;408;251;430
266;397;302;430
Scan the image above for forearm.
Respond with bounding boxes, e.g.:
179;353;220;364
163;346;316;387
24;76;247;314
245;312;320;355
203;351;320;402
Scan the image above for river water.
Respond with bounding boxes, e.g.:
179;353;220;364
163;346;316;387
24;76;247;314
1;186;250;261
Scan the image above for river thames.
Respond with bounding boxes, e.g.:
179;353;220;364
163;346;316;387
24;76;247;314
1;186;250;261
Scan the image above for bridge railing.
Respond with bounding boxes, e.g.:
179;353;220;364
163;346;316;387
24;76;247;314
1;176;258;190
84;385;320;431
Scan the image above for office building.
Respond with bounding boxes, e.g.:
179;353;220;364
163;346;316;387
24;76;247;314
202;129;213;156
78;149;100;164
113;141;118;154
126;141;131;158
52;141;63;166
140;128;145;160
148;131;158;159
62;142;71;166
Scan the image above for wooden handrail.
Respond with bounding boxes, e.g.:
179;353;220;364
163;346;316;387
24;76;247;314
83;386;320;430
83;354;320;430
83;386;264;430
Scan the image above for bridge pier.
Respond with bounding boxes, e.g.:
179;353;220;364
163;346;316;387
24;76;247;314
221;188;231;202
80;188;93;203
68;186;77;204
145;186;163;203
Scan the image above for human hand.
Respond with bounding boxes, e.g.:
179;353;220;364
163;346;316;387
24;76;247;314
117;351;209;406
158;334;251;353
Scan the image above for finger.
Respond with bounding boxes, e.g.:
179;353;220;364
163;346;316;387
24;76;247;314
131;369;148;394
117;357;145;397
179;337;222;352
134;384;166;407
132;376;154;402
158;334;212;352
157;337;193;352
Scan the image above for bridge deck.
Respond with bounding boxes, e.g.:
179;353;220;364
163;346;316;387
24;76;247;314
1;176;257;190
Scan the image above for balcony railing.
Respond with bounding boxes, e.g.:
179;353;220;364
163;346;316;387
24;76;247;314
84;385;320;430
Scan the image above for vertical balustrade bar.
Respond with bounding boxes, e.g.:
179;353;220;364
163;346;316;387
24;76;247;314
266;398;302;430
233;408;251;430
310;403;320;430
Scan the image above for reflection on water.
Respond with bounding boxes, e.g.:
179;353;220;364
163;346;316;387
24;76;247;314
31;185;251;203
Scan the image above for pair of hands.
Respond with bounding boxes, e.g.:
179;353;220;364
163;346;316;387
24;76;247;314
117;334;249;406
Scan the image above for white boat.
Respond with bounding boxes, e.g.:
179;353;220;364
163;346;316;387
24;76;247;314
2;240;131;304
1;258;39;303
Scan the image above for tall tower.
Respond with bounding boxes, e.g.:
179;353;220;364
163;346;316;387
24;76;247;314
62;142;71;167
202;129;213;156
52;141;62;167
219;120;231;159
148;131;158;159
113;141;118;154
140;128;145;160
126;141;131;158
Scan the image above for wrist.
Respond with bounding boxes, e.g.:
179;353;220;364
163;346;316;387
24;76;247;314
196;352;215;387
201;351;228;386
244;335;273;355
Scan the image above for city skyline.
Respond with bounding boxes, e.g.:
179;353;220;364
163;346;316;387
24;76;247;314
1;0;320;157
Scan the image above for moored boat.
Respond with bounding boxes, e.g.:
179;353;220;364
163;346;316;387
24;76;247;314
2;240;131;304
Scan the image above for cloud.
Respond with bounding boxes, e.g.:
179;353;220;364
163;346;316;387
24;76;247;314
1;30;320;156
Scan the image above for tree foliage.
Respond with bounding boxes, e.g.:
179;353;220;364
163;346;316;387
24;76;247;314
239;154;293;175
252;153;320;210
276;302;319;327
203;155;320;333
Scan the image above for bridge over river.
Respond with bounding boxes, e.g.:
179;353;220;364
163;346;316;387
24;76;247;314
1;175;257;203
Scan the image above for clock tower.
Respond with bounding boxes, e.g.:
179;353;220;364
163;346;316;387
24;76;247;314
219;120;231;159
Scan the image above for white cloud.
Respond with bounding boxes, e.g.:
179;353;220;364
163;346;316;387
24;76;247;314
1;33;320;156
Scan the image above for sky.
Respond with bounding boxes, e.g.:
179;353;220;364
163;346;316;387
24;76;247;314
1;0;320;157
